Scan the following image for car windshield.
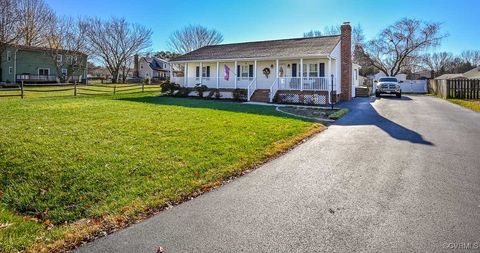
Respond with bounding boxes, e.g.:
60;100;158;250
379;77;398;82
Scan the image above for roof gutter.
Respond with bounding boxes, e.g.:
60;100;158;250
170;54;331;63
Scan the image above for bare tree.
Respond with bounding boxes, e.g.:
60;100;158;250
44;17;89;82
303;24;364;45
17;0;55;46
421;52;453;77
358;18;446;76
167;25;223;54
459;50;480;66
0;0;23;81
86;17;152;83
303;30;323;37
120;56;133;83
0;0;22;46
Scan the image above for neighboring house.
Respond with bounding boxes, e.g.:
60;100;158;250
87;65;111;79
410;70;433;80
434;67;480;80
0;44;87;84
373;72;407;82
135;55;175;81
463;66;480;79
434;74;467;80
170;22;359;104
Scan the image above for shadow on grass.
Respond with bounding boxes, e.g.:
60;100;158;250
119;96;315;121
336;96;434;145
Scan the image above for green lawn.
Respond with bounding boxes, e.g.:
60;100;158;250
447;99;480;112
0;94;322;252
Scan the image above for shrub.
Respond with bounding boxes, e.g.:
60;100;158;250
194;84;209;98
214;89;221;99
174;87;190;97
232;89;247;101
160;81;181;95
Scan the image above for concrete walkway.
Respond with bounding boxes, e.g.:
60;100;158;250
77;95;480;253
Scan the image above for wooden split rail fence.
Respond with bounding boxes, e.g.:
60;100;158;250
0;82;162;99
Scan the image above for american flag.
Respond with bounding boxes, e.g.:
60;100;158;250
224;64;230;81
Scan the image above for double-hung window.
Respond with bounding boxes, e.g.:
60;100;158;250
7;51;12;62
303;63;319;78
38;68;50;76
309;64;318;78
196;66;210;79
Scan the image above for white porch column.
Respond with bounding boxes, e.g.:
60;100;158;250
199;62;203;84
234;61;238;88
169;64;173;80
328;57;332;77
216;62;220;88
184;63;188;87
254;60;257;79
275;59;279;78
300;58;304;91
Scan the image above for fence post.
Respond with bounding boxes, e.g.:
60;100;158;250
330;74;334;110
20;81;24;99
446;80;450;99
74;81;77;96
142;82;145;93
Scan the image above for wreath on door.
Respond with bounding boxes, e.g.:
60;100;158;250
263;67;271;78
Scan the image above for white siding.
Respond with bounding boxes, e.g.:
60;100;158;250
330;42;341;93
139;60;153;79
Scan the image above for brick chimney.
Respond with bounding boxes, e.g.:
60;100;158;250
133;54;139;77
340;22;352;101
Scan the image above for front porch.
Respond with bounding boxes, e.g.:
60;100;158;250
170;58;339;104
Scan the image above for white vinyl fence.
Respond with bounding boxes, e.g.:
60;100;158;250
399;80;427;93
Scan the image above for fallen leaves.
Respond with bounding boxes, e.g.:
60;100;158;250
0;222;13;229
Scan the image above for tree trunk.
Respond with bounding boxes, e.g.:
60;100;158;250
111;71;119;83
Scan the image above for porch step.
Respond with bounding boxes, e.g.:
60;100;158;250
250;89;270;103
355;86;370;97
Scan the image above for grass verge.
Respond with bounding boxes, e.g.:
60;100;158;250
0;95;323;252
447;99;480;112
328;108;349;120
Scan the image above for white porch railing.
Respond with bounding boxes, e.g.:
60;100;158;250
247;78;257;101
269;78;279;102
174;77;255;89
278;77;334;91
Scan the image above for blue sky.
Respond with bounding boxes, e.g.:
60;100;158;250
46;0;479;54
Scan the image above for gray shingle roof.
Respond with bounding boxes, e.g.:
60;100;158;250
434;74;466;80
171;35;341;62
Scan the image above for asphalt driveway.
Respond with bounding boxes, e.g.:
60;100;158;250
76;95;480;253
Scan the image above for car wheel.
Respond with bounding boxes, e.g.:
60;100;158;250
375;92;380;97
396;92;401;98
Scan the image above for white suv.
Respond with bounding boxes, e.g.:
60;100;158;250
375;77;402;98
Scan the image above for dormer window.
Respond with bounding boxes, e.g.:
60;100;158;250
56;54;63;62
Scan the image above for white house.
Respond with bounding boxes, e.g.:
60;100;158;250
170;22;358;105
135;56;174;81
